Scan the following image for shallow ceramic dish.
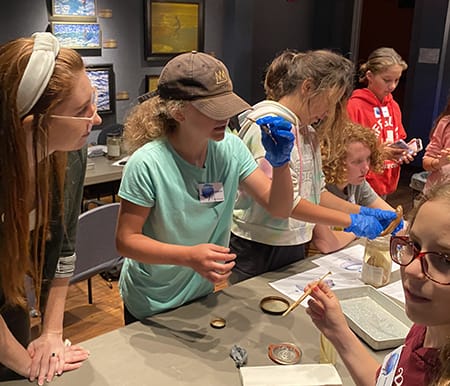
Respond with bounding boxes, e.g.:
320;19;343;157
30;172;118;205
334;286;412;350
259;296;290;315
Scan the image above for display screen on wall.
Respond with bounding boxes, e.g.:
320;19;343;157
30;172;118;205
52;0;97;20
51;22;101;49
86;64;116;115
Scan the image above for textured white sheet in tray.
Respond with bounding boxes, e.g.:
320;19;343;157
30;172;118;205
335;286;412;350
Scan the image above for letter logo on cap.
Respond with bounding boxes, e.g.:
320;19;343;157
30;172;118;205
215;69;228;85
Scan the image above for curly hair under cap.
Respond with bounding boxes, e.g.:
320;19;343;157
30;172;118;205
321;121;384;185
123;96;184;154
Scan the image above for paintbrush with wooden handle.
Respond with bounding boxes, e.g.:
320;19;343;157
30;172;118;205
282;271;332;317
247;117;278;144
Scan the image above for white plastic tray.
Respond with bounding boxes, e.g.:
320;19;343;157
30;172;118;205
334;286;412;350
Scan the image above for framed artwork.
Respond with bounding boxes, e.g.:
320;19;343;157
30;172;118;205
85;64;116;115
145;75;160;93
144;0;204;62
51;0;97;20
51;22;101;49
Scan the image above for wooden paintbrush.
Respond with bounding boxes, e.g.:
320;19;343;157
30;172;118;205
282;271;332;317
247;117;277;144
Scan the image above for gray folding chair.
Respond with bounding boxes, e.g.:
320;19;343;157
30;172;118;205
70;202;123;304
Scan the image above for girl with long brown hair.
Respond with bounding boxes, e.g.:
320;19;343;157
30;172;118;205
0;32;100;383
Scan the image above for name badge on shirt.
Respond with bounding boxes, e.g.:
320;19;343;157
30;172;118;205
381;106;390;118
376;344;404;386
373;107;381;118
198;183;224;203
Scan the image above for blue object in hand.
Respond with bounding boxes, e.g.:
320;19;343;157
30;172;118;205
344;213;384;239
392;218;404;235
256;116;294;168
359;206;397;230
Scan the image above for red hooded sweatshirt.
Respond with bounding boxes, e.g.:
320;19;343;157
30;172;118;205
347;88;407;196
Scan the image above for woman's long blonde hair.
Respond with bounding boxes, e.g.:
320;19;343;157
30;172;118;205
0;37;84;307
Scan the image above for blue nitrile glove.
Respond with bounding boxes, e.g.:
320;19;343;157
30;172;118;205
344;213;384;240
256;116;295;168
392;218;404;235
359;206;397;230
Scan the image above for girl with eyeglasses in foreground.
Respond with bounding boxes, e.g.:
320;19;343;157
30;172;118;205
0;33;99;384
305;182;450;385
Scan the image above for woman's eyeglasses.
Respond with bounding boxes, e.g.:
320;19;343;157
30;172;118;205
390;235;450;285
50;89;98;123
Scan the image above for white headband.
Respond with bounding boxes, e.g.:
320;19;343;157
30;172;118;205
17;32;60;117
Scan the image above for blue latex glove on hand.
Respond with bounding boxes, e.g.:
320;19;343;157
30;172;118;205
359;206;397;230
392;218;404;235
344;213;384;239
256;116;295;167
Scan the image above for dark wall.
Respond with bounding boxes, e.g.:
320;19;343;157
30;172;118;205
0;0;354;124
3;0;450;159
403;0;449;152
0;0;227;127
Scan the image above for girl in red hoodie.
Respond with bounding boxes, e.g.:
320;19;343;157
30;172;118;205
347;47;414;197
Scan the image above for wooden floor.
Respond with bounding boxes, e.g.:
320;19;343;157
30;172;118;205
63;276;124;344
30;165;422;345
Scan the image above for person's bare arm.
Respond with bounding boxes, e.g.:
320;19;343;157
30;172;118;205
319;190;361;213
28;278;71;384
423;149;450;171
306;282;380;386
291;198;353;227
312;225;356;254
115;200;236;283
0;315;31;377
240;164;293;219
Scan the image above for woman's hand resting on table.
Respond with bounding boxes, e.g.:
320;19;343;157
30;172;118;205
27;335;89;385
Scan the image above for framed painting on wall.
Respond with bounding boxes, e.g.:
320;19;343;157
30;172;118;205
51;22;101;49
144;0;204;62
51;0;97;20
85;64;116;115
145;75;160;93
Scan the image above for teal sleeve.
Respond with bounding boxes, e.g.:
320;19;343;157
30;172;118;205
118;149;156;208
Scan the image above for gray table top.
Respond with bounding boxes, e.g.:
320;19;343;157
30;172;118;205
6;257;394;386
84;156;123;187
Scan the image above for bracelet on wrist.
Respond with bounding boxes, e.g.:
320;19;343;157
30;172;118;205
42;330;63;336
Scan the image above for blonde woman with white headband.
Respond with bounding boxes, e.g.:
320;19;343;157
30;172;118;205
0;32;101;383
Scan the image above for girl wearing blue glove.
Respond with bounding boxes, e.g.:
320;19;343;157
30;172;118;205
230;49;397;283
313;122;405;253
115;51;295;321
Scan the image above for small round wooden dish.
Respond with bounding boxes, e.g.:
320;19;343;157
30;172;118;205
268;342;302;365
259;296;290;315
210;317;226;329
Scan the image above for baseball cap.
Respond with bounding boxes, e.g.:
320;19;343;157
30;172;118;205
157;51;251;120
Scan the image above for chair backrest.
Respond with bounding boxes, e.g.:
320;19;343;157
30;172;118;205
70;202;122;284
